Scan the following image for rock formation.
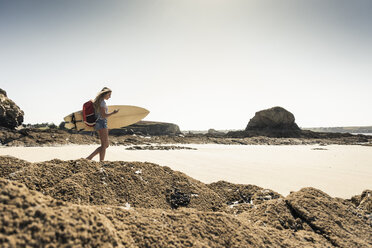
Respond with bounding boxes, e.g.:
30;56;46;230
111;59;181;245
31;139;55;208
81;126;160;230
1;156;371;247
0;89;6;96
109;121;182;136
350;189;372;222
227;106;305;138
0;156;224;211
0;88;24;129
226;106;372;139
285;188;372;247
246;106;300;131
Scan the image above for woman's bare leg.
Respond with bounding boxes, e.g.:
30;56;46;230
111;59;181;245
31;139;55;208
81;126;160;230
86;142;101;160
99;128;109;161
86;128;109;161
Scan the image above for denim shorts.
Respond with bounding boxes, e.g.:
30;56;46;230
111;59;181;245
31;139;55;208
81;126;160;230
95;118;107;131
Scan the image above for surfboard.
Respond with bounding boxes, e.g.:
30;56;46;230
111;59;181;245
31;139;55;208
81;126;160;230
63;105;150;131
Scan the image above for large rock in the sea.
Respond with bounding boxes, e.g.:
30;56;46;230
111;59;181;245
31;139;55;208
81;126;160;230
0;89;24;129
246;106;300;131
110;121;181;136
224;106;303;138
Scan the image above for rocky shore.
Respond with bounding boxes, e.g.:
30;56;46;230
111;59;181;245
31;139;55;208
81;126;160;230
0;156;371;247
1;98;371;147
1;89;371;147
1;126;371;147
1;88;371;246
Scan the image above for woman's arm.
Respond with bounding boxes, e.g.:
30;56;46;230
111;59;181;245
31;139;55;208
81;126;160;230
100;107;119;118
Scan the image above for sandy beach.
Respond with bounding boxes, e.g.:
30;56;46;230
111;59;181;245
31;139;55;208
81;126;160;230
1;144;371;199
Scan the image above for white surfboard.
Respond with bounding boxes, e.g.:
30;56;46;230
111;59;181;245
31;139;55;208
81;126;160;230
63;105;150;131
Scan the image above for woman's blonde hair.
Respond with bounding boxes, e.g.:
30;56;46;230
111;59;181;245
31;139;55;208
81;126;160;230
93;87;112;112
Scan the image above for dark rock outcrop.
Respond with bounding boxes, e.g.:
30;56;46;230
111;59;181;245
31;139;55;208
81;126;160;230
227;106;303;138
166;188;191;209
0;89;24;129
110;121;181;136
0;127;101;147
246;106;300;131
227;106;364;138
0;89;6;96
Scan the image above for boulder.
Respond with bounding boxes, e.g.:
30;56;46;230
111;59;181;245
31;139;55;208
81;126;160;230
246;106;300;131
0;89;24;129
0;89;6;96
109;121;182;136
225;106;302;138
286;187;372;247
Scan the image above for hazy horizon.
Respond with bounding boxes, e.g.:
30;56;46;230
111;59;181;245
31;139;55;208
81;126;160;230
1;0;371;130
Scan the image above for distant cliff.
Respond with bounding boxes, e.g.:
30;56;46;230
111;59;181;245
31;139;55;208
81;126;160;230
304;126;372;134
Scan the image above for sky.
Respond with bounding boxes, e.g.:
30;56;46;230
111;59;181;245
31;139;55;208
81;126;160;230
1;0;371;130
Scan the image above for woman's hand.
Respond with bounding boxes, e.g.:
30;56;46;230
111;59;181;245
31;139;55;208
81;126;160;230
104;109;119;118
111;109;119;116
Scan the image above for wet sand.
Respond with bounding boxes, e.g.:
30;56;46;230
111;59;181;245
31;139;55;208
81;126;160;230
0;144;371;198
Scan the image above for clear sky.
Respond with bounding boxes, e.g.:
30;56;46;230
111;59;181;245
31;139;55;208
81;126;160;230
1;0;371;130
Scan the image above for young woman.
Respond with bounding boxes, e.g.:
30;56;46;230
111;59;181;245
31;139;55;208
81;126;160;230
86;87;119;161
